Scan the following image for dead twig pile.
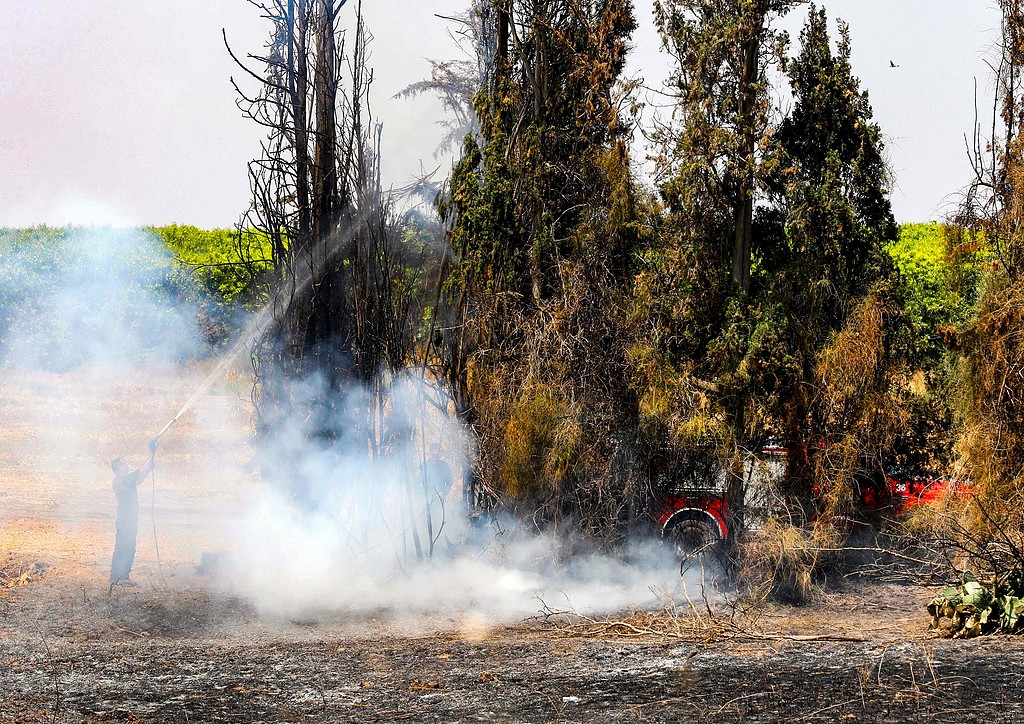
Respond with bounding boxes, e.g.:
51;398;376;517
533;599;866;645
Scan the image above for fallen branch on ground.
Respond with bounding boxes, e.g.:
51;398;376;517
534;606;866;643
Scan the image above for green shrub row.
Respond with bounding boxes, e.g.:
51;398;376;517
0;225;272;355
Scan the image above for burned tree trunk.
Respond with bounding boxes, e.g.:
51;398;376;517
496;0;510;73
229;0;408;439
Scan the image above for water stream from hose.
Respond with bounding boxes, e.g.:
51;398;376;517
150;207;374;441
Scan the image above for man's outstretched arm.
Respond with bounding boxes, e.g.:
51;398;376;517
138;439;158;480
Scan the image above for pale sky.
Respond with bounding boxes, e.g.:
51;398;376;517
0;1;1001;228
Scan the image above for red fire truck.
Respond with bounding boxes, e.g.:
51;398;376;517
653;446;965;554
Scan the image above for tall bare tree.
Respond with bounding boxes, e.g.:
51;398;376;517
227;0;410;441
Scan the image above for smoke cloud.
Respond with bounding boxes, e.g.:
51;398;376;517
227;373;690;621
0;226;205;371
0;225;244;550
1;224;701;628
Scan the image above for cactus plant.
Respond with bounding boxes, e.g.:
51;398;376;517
929;570;1024;637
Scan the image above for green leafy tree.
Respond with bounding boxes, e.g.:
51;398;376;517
757;7;899;507
883;223;983;477
641;0;799;525
151;225;273;310
653;0;800;297
641;5;900;538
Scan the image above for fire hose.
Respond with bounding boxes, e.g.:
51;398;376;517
142;323;254;586
148;452;168;589
145;411;183;589
139;337;242;588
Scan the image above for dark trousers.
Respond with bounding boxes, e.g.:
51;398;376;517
110;519;138;583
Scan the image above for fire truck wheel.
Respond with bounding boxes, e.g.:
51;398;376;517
666;515;720;558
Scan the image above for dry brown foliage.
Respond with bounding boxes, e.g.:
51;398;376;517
813;291;908;519
733;519;845;603
467;246;646;542
730;290;914;602
957;274;1024;541
950;0;1024;553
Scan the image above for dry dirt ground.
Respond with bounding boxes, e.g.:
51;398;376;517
2;367;1024;722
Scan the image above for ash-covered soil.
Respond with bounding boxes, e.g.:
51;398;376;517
2;564;1024;723
3;365;1024;722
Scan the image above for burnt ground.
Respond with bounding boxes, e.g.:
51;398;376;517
2;367;1024;722
2;558;1024;723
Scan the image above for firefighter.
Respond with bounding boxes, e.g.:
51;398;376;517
109;439;157;588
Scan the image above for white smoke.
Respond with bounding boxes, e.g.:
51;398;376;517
224;372;693;622
0;226;204;371
0;224;245;553
0;224;706;627
232;490;692;621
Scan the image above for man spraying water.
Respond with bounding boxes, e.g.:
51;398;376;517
109;439;158;588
